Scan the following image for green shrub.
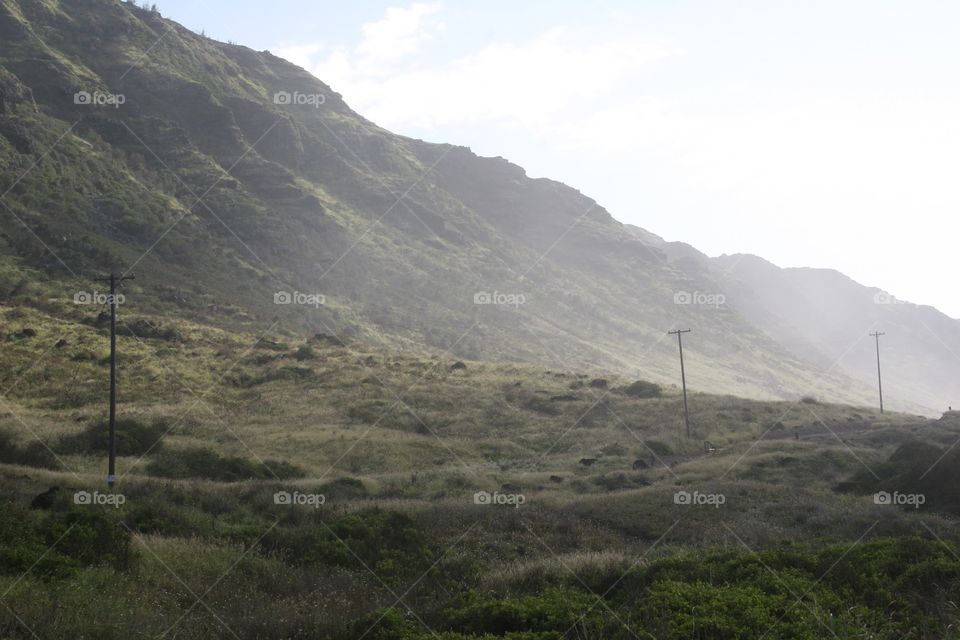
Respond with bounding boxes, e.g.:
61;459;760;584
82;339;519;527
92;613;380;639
294;345;316;361
617;538;958;637
55;417;170;456
0;502;135;575
146;446;304;481
836;440;960;515
0;428;59;469
0;502;76;576
634;580;834;639
265;509;432;584
622;380;662;398
446;588;603;635
45;508;136;571
320;477;368;499
643;439;673;456
122;318;181;341
351;607;419;640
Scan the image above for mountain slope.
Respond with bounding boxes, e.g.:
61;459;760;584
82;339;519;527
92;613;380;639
713;254;960;415
0;0;946;412
631;225;958;414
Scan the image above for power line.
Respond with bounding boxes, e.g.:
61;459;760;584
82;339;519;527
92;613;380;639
668;329;692;438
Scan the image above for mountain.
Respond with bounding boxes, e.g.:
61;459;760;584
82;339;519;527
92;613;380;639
627;226;958;414
713;254;960;415
0;0;954;414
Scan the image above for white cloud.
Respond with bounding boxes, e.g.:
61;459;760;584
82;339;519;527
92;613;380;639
276;3;444;84
274;43;323;69
275;5;670;134
342;29;669;131
357;2;444;63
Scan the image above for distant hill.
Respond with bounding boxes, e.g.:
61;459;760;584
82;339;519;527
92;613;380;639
629;228;960;414
0;0;954;413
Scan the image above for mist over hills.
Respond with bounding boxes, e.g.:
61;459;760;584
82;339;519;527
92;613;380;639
638;229;960;415
0;0;955;415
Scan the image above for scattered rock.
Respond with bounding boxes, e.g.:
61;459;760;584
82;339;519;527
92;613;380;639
311;333;345;347
293;345;316;361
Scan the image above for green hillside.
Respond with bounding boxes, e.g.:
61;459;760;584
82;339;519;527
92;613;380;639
0;0;888;410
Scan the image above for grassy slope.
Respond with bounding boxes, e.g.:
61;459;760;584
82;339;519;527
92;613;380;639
0;0;890;412
2;301;959;638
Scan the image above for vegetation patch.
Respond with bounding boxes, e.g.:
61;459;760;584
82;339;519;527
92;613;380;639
146;446;305;481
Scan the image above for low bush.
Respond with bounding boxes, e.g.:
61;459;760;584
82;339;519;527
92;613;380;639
146;446;304;481
0;501;135;575
55;417;170;456
265;509;432;584
446;587;603;635
0;428;59;469
621;380;662;398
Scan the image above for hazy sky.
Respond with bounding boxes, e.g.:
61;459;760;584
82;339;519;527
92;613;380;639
155;0;960;318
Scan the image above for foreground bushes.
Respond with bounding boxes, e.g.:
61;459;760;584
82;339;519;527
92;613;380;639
356;537;960;640
0;501;135;576
3;483;959;640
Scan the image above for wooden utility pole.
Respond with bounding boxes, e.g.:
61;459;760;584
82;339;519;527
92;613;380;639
98;273;133;487
870;331;885;414
669;329;692;437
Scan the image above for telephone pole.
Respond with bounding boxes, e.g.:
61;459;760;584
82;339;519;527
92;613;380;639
98;273;134;487
668;329;692;437
870;331;885;414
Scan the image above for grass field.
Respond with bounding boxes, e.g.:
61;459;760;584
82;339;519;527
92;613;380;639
2;302;959;638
